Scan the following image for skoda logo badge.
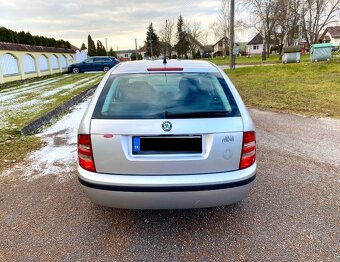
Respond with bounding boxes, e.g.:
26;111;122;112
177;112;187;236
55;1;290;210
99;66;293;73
162;121;172;132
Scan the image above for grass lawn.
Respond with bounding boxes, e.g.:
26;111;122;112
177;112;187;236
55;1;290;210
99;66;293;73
226;62;340;118
0;73;104;174
206;54;317;65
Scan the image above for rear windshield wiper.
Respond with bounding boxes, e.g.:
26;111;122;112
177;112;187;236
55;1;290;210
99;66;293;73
164;110;229;119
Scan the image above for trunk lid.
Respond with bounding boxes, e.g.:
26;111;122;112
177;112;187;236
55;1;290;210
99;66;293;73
90;118;243;175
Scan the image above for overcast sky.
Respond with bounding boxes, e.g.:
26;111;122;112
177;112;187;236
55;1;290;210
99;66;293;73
0;0;253;50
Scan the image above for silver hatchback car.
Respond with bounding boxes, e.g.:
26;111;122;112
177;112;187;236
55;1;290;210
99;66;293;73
77;60;256;209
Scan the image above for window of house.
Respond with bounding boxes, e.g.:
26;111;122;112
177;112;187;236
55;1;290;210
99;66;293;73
124;54;129;58
253;45;259;50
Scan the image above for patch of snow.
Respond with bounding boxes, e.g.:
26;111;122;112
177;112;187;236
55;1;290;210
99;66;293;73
39;75;98;98
0;74;97;105
0;78;52;94
6;99;40;111
0;78;63;102
1;98;91;180
60;76;102;96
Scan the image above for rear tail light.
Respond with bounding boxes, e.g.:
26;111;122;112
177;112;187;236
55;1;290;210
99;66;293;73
240;131;256;169
78;134;96;172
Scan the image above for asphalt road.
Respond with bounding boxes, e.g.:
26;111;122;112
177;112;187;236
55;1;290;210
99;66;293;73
0;109;339;261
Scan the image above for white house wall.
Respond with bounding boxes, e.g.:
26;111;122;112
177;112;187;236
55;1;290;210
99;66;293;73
23;54;36;73
0;53;19;76
247;44;264;55
325;32;340;46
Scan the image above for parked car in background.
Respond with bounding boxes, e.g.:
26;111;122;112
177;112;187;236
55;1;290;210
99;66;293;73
68;56;119;73
77;60;256;209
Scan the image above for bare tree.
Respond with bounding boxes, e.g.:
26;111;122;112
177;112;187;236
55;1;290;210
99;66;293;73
241;0;281;58
275;0;301;53
302;0;340;46
242;0;339;58
159;19;175;57
210;0;230;57
185;20;206;58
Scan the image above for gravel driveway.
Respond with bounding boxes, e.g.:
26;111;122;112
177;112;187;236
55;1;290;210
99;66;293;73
0;105;339;261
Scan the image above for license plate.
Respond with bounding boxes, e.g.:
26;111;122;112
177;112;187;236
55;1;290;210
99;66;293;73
132;136;202;155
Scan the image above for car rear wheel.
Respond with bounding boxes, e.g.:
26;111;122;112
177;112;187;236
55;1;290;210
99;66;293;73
72;67;80;74
103;66;110;72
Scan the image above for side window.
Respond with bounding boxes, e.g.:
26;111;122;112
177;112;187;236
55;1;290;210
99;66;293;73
84;58;94;63
95;58;110;63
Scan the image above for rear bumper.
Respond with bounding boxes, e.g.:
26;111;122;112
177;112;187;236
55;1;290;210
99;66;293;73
78;163;256;209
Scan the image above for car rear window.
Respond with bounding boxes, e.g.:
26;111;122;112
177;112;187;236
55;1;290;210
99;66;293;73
92;73;240;119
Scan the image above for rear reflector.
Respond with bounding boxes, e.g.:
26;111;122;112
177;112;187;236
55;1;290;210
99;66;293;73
78;134;96;172
147;67;183;71
240;131;256;169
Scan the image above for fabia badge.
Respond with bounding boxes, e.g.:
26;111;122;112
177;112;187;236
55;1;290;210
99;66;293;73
162;121;172;132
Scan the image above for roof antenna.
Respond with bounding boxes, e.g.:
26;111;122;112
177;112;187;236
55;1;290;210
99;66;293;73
163;19;168;64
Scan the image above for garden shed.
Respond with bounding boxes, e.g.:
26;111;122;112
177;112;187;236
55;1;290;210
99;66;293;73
310;43;332;62
282;46;301;63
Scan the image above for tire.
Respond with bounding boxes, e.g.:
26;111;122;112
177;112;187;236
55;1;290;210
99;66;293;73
72;67;80;74
103;66;110;72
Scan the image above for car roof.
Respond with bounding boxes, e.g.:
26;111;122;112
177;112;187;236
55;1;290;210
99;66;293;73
111;60;220;74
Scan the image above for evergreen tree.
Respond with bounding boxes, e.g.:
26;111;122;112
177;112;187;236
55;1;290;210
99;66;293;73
96;40;107;55
17;31;26;44
57;40;65;48
10;30;19;43
39;36;48;46
50;38;58;48
87;35;96;56
130;53;143;60
130;53;137;60
175;15;189;59
33;35;42;46
0;26;72;48
0;27;14;43
145;23;160;57
80;43;87;50
108;47;117;57
194;49;201;59
65;41;71;49
25;32;35;46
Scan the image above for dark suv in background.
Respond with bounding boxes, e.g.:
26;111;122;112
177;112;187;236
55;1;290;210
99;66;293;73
68;56;119;73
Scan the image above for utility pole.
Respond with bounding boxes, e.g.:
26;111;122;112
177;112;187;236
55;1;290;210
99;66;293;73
262;25;267;61
105;38;108;55
229;0;235;70
163;20;168;63
299;0;305;46
149;38;153;58
135;39;138;60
